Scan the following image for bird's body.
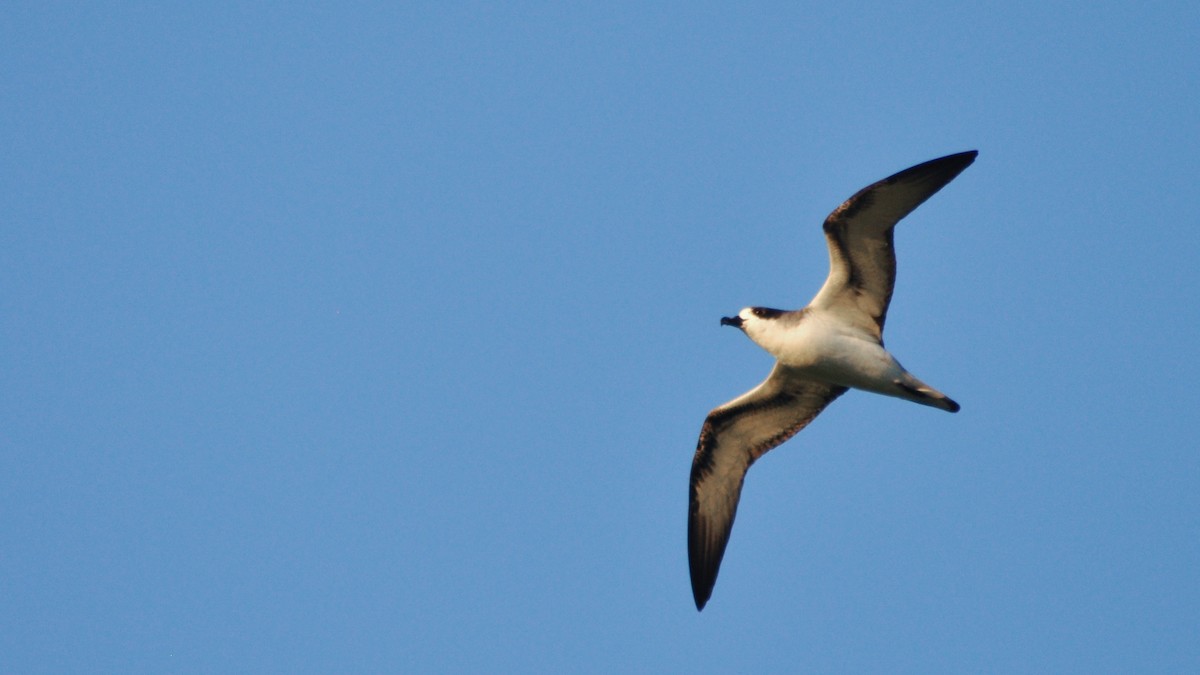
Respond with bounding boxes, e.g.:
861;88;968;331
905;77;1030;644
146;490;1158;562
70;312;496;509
689;151;976;610
738;306;956;410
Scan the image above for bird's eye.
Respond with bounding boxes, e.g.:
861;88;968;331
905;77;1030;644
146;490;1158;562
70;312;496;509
752;307;782;319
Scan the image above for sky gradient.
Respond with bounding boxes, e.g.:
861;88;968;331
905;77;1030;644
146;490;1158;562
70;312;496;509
3;2;1198;672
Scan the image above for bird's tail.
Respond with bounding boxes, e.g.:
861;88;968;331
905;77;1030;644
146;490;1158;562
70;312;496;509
893;374;960;413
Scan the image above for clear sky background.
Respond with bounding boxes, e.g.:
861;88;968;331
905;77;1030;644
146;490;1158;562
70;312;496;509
3;2;1198;672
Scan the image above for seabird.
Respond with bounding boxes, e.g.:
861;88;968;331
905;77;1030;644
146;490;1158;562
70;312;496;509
689;151;976;611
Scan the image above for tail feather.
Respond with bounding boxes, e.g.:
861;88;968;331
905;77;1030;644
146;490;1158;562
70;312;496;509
894;377;960;412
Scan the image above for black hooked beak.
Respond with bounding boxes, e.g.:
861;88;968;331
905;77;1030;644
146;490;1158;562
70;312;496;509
720;316;743;328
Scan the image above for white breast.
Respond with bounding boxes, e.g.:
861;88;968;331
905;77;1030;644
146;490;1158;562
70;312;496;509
753;311;903;389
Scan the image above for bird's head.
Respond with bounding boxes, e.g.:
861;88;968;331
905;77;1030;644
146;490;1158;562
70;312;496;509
720;306;786;338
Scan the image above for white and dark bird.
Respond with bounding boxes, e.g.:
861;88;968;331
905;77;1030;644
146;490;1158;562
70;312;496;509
689;151;977;610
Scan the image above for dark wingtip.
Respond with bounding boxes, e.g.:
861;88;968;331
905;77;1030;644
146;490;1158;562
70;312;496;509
944;397;961;413
689;537;716;611
939;150;978;178
917;150;977;179
950;149;978;169
688;508;721;611
691;571;714;611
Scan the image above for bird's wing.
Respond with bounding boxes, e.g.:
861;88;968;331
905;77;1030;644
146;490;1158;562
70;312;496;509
810;151;976;337
688;364;847;610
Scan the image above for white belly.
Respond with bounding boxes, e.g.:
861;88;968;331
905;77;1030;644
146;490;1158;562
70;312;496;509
764;313;905;392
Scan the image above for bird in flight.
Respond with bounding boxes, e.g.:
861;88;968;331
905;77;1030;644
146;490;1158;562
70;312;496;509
688;151;976;611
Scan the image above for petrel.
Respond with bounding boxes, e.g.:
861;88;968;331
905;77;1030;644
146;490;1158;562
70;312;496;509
689;151;976;610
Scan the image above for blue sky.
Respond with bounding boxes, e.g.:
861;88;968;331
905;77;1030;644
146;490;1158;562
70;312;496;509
3;2;1198;672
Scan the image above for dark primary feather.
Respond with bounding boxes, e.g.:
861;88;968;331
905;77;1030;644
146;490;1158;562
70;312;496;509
816;151;976;336
688;365;847;610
